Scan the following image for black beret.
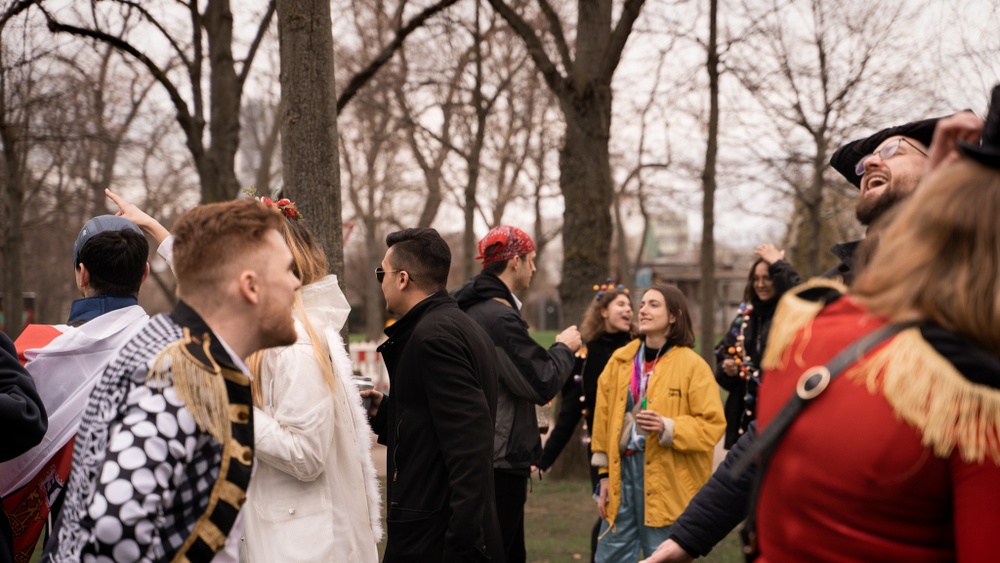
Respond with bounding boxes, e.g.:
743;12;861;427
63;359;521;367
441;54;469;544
829;115;946;188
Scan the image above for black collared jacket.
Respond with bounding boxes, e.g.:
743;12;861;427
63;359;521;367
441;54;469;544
372;291;505;563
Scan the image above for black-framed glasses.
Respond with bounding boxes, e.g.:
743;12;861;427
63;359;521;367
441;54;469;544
854;137;928;176
375;267;413;283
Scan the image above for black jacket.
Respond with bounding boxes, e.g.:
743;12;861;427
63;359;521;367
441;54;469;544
537;331;632;480
714;259;800;448
822;240;860;285
0;331;48;563
452;272;575;471
371;292;505;563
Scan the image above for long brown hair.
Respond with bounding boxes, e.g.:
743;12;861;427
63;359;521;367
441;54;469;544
580;287;636;343
247;218;336;405
643;284;696;348
855;159;1000;353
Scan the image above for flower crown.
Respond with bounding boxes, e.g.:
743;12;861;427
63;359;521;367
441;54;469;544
243;187;303;220
592;279;629;301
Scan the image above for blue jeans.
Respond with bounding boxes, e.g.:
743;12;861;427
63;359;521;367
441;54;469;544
595;453;672;562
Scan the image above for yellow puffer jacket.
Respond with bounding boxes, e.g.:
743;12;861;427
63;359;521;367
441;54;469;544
591;339;725;529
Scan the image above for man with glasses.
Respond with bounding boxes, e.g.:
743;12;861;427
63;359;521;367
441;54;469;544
452;225;582;563
641;113;966;563
363;227;505;562
824;117;941;284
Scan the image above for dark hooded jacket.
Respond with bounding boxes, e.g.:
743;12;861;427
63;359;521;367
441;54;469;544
452;271;575;472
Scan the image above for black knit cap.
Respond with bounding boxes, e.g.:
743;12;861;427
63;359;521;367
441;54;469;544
959;84;1000;170
829;115;946;188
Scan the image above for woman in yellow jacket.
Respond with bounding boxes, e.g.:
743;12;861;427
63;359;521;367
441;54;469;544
591;284;725;562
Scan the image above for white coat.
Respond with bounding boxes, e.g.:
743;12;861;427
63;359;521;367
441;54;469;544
243;275;382;562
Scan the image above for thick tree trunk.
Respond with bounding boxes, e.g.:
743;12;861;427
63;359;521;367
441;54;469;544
557;102;613;327
276;0;344;284
363;217;383;340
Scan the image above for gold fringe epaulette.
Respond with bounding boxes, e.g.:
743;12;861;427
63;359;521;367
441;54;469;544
146;328;235;446
761;278;848;371
849;328;1000;464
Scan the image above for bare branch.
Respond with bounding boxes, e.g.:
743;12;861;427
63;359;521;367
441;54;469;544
35;7;196;138
484;0;566;97
337;0;461;113
601;0;647;80
536;0;572;73
238;0;276;87
110;0;194;70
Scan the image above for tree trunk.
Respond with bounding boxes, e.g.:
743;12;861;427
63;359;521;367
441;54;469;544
363;217;383;340
699;0;719;363
204;0;244;203
276;0;344;284
0;70;24;338
557;104;613;327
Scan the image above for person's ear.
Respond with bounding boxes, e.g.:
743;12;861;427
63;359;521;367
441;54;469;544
75;263;90;290
141;263;150;285
238;270;260;304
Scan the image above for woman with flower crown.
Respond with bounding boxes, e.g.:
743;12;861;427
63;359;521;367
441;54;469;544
713;244;800;449
537;281;635;561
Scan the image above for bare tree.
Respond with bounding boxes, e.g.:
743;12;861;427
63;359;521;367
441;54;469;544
485;0;649;323
727;0;934;276
699;0;719;362
35;0;277;203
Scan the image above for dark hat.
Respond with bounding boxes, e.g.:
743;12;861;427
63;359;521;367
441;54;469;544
959;84;1000;170
73;215;143;265
830;115;946;188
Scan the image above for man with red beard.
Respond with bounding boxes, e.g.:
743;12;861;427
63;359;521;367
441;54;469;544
43;199;301;563
640;112;976;563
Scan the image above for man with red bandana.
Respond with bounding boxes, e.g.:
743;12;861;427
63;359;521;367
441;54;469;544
453;225;583;563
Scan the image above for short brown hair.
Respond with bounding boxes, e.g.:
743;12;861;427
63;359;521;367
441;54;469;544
580;287;635;343
172;199;283;295
856;159;1000;352
644;284;695;348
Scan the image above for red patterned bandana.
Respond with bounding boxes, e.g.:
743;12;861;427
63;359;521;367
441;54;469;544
476;225;536;266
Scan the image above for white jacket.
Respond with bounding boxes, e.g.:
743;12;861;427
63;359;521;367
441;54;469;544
243;275;382;562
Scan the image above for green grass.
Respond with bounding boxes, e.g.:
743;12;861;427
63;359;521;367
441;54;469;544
523;477;744;562
376;476;744;562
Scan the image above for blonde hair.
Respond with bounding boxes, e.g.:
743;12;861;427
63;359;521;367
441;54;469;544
248;218;336;405
855;159;1000;353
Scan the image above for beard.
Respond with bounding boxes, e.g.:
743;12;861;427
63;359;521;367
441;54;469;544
258;307;298;350
855;188;908;226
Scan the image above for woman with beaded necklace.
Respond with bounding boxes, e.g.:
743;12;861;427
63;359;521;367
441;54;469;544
590;284;725;562
714;244;800;449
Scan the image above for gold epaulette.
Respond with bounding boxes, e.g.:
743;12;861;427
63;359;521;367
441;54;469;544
849;328;1000;464
761;278;848;371
146;328;242;445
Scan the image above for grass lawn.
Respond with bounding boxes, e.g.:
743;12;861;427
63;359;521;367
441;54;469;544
523;477;744;563
376;476;745;562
